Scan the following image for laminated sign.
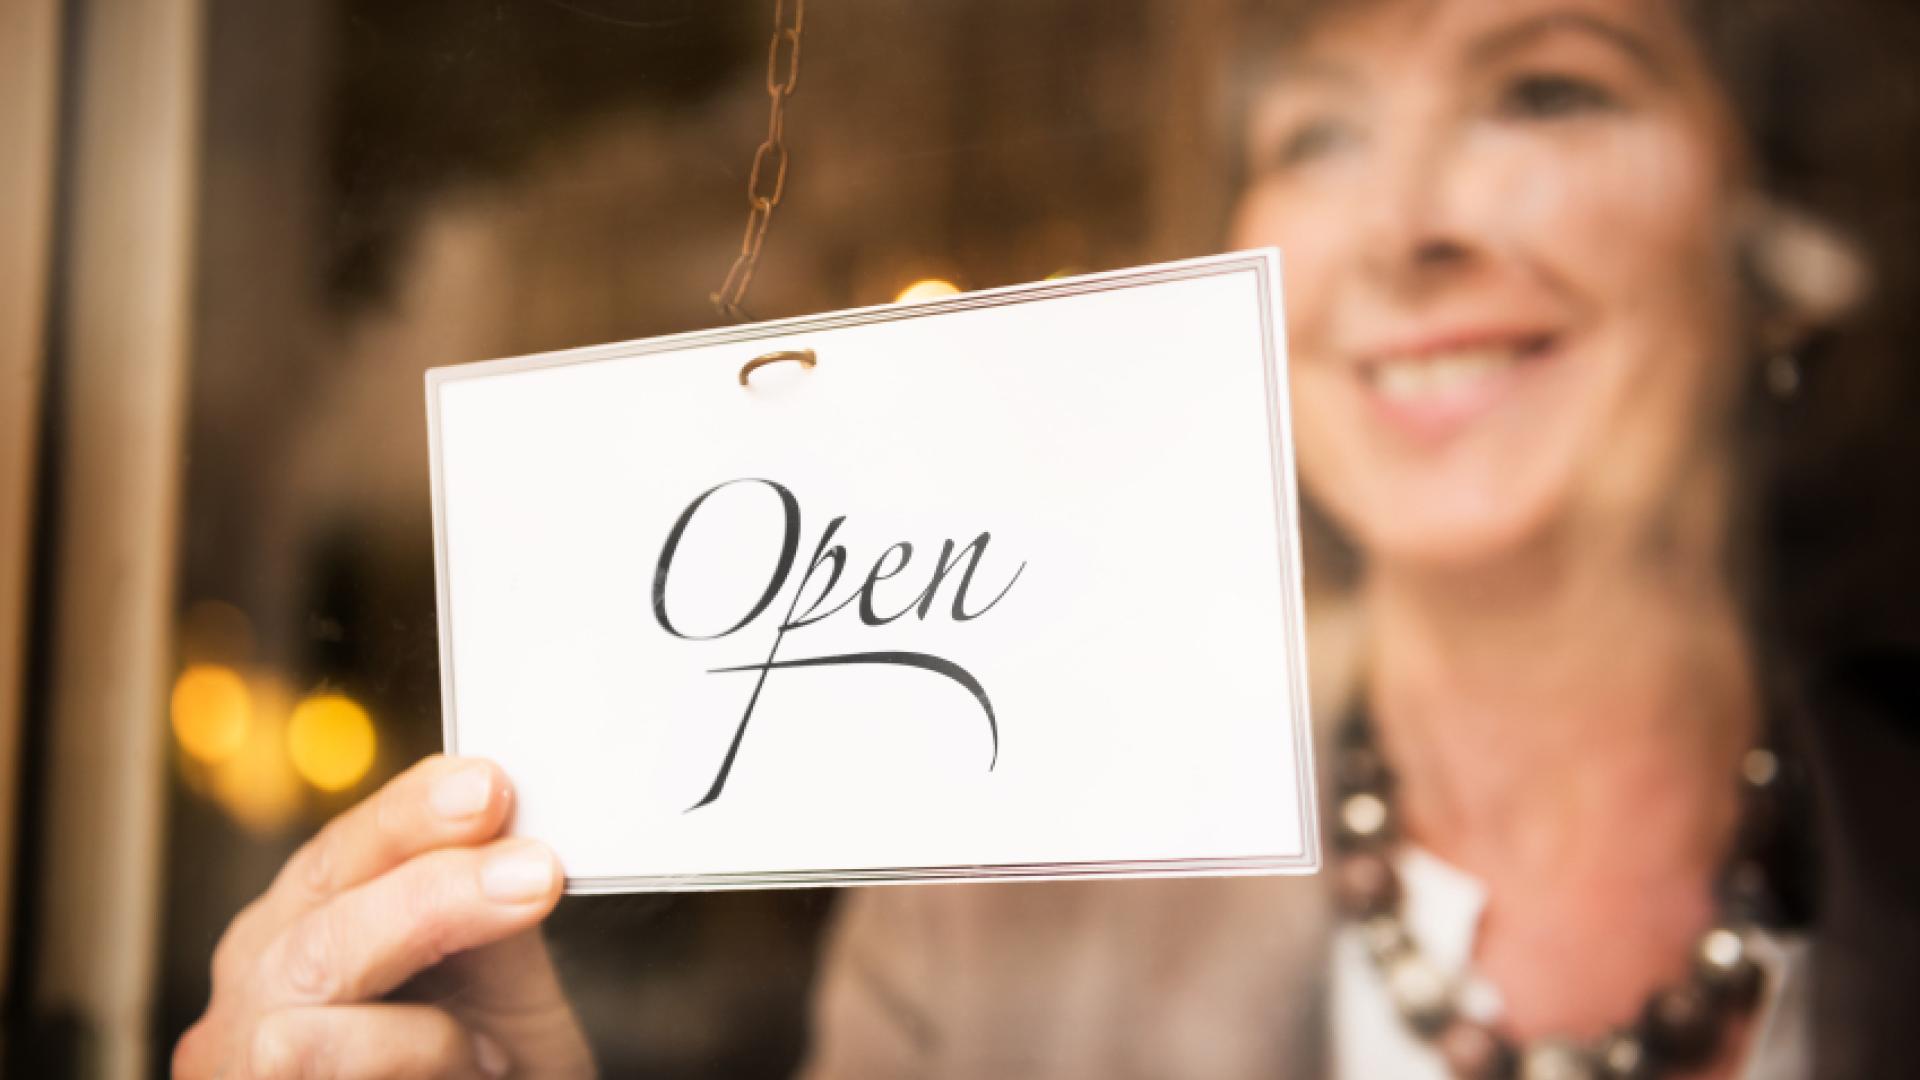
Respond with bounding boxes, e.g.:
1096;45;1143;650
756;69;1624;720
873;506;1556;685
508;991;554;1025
427;249;1319;891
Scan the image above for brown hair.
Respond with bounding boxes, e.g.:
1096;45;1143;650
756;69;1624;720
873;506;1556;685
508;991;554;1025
1685;0;1920;668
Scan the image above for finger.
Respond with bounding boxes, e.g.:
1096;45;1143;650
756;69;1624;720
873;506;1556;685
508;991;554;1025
423;930;596;1073
429;928;572;1019
219;756;514;978
259;838;563;1010
246;1004;509;1080
262;756;515;928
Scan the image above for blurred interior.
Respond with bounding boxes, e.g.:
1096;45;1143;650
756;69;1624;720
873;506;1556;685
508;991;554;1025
2;0;1918;1077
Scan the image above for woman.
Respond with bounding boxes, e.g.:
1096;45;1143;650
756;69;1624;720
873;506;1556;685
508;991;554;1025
177;1;1917;1077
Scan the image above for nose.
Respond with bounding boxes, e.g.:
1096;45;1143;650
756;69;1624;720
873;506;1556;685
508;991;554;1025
1357;111;1479;295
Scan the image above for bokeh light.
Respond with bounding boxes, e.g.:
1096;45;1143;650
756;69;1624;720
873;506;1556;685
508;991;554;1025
895;278;961;302
169;663;252;764
210;674;303;834
286;692;378;792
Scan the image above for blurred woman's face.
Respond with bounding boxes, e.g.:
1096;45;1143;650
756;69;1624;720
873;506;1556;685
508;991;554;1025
1232;0;1746;570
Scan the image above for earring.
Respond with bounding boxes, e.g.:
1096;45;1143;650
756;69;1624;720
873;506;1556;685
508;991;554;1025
1765;351;1802;400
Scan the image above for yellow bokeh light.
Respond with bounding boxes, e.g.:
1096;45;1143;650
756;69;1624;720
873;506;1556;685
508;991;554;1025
895;278;961;302
211;674;303;835
170;663;252;764
287;693;377;793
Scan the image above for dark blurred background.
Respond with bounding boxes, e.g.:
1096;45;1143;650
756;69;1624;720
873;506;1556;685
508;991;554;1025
171;4;1226;1073
4;1;1244;1075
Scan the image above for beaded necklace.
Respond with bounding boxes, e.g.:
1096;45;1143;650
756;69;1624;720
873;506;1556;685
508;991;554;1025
1328;705;1812;1080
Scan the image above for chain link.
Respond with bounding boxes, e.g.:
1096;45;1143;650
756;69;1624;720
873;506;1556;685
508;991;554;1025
712;0;805;322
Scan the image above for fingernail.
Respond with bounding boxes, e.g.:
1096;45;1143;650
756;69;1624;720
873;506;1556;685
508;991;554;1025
472;1030;511;1078
430;764;493;820
481;843;557;904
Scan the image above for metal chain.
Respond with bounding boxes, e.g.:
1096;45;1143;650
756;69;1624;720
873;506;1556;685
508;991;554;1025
712;0;805;322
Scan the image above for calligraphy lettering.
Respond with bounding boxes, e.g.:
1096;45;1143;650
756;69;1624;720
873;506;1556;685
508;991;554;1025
653;478;1025;810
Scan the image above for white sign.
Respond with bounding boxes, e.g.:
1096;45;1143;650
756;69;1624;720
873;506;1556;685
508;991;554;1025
427;249;1319;892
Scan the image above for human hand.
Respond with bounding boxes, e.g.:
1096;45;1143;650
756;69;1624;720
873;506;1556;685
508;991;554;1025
174;755;594;1078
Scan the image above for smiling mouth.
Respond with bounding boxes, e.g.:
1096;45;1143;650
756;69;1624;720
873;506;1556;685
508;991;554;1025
1360;335;1557;404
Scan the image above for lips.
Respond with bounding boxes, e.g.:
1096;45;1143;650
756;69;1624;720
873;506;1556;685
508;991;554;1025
1351;332;1560;437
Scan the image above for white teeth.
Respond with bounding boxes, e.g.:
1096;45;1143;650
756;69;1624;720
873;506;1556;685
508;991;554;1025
1370;347;1519;402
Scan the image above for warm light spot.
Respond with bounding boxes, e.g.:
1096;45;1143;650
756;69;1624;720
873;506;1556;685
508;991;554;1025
209;674;303;834
287;693;377;793
170;664;252;764
895;278;961;302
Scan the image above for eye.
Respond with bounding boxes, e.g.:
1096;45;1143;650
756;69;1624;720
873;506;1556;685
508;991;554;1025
1266;117;1358;171
1498;72;1618;119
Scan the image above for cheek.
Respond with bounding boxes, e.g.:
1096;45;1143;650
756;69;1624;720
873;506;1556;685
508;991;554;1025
1229;181;1353;351
1228;182;1361;485
1477;121;1735;338
1476;121;1743;518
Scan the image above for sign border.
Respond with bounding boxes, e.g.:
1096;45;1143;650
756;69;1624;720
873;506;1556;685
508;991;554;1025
425;247;1321;893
